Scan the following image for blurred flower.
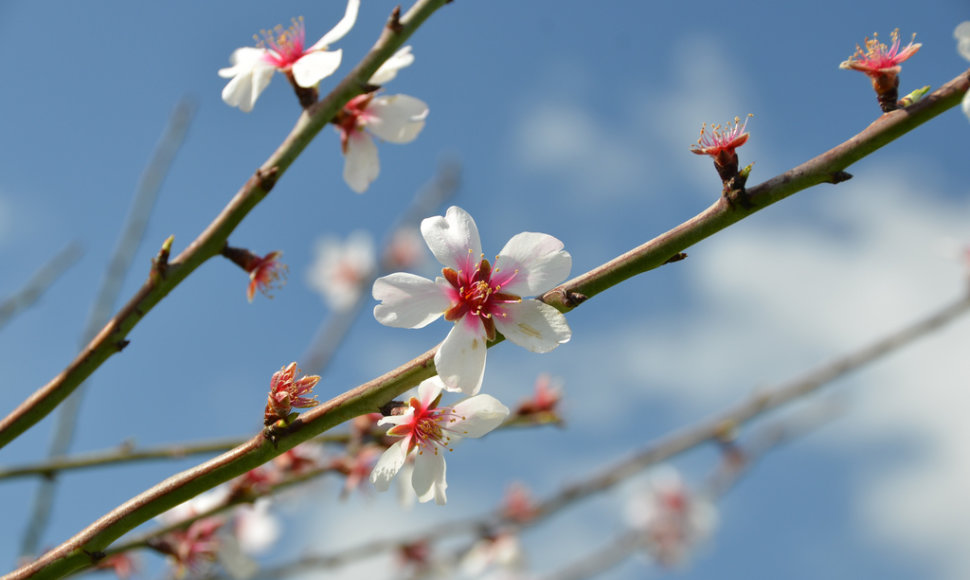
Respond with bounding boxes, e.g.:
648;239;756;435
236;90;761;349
840;29;920;112
370;376;509;505
93;553;137;579
273;442;326;475
335;93;429;193
460;532;525;577
501;482;538;524
373;206;572;395
957;22;970;121
382;226;426;271
369;45;415;85
264;362;320;426
513;374;563;424
245;251;287;303
689;115;752;184
233;499;280;556
627;468;717;568
150;517;225;577
332;444;382;498
307;231;377;311
219;2;359;112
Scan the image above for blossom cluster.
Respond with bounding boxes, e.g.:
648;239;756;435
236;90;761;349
369;206;573;503
219;1;428;193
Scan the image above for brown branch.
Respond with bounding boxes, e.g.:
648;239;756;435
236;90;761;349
0;0;451;451
228;292;970;579
6;57;967;580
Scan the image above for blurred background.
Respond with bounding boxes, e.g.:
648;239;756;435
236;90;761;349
1;0;969;578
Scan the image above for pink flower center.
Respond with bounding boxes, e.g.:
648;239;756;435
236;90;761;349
336;94;374;152
258;17;308;69
390;397;465;454
442;257;521;341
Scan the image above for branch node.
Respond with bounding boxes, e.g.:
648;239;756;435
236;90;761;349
663;252;688;265
150;235;175;281
387;6;404;33
256;166;280;194
83;550;106;563
115;339;130;352
827;170;853;184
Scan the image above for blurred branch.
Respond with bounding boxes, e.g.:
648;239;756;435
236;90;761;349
250;292;970;578
0;411;553;481
19;97;197;559
540;399;844;580
301;160;460;375
0;243;82;331
7;44;969;580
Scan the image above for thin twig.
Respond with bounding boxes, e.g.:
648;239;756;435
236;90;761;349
19;96;197;560
8;66;968;580
249;292;970;578
0;243;83;331
0;0;452;453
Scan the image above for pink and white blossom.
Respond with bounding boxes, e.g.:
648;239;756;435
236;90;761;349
369;376;509;505
336;92;429;193
306;230;377;310
219;1;360;112
627;468;717;568
957;22;970;120
373;206;572;394
245;251;287;303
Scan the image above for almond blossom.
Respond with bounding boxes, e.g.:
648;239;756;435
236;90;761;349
957;22;970;121
689;115;752;184
306;230;377;311
373;206;572;395
336;92;429;193
245;250;287;303
219;1;359;112
627;468;717;568
840;29;921;112
370;376;509;505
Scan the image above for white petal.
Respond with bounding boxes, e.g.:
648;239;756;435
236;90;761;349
435;320;487;395
963;92;970;122
343;131;380;193
417;376;445;405
493;299;570;353
421;206;483;272
493;232;571;296
291;49;343;88
372;272;450;328
365;95;428;143
219;49;275;112
370;439;409;492
452;394;510;438
956;22;970;61
310;0;361;50
412;451;447;505
369;46;415;85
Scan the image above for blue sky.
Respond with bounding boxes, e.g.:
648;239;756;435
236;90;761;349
1;1;969;578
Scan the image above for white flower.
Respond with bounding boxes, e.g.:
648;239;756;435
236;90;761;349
460;532;525;577
369;377;509;505
218;1;360;112
372;206;572;395
337;93;429;193
306;230;377;311
369;45;415;85
233;499;280;556
627;468;718;568
956;22;970;121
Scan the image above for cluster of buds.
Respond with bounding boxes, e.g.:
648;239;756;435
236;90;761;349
511;374;564;425
264;362;320;426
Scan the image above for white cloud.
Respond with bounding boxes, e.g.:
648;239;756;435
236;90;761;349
556;160;970;578
513;101;648;198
